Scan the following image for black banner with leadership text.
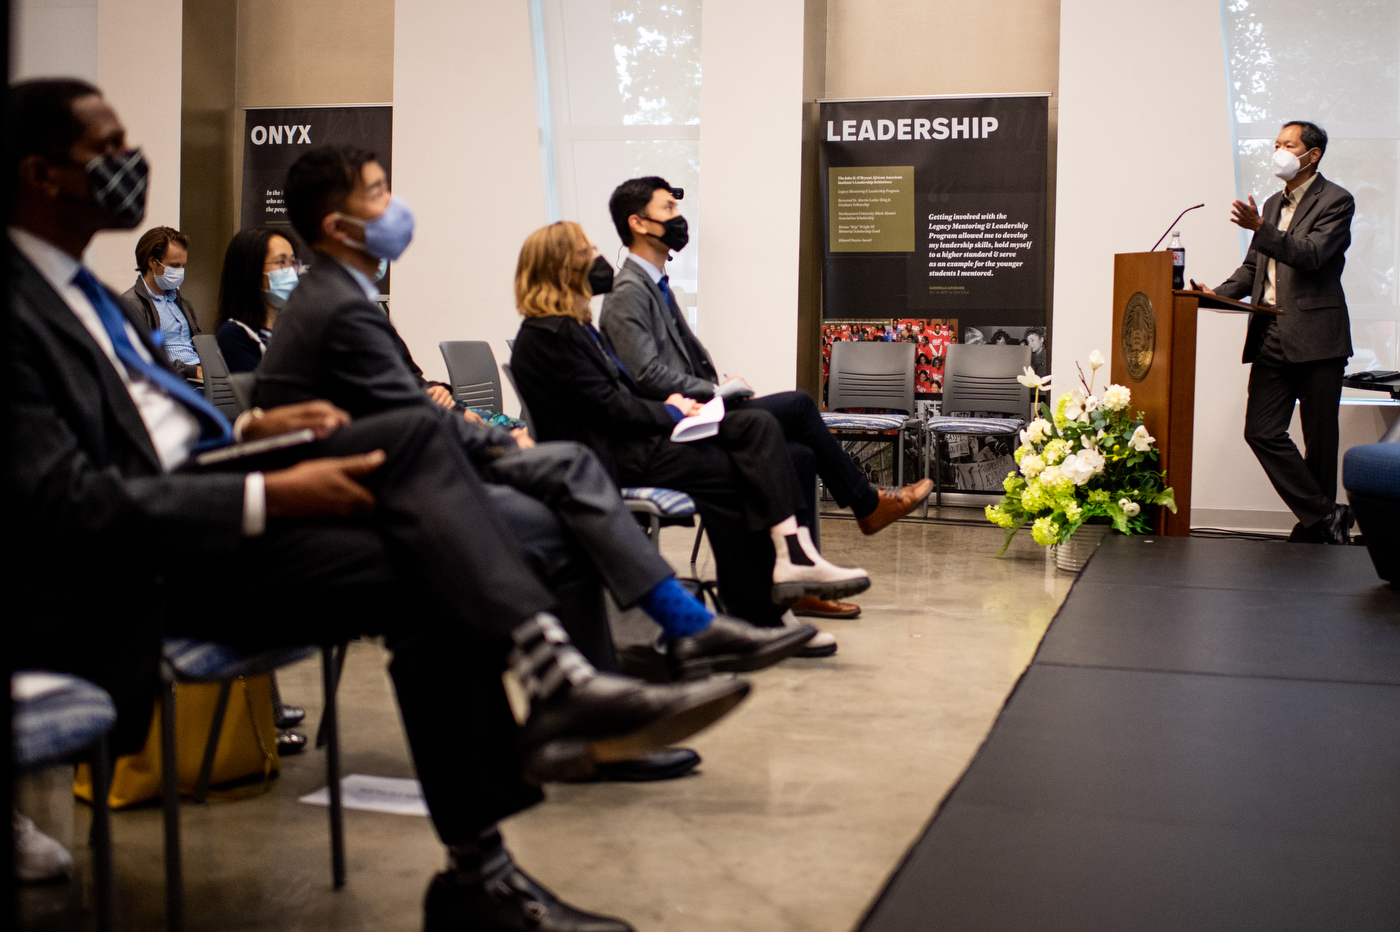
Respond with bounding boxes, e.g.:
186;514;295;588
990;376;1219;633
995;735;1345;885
819;95;1048;335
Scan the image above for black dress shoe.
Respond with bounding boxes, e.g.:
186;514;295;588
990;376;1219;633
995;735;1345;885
665;616;817;679
519;673;749;784
1320;503;1354;545
424;865;633;932
567;748;700;783
275;705;306;729
276;731;307;756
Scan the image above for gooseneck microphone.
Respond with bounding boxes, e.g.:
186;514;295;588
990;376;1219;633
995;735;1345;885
1150;204;1205;251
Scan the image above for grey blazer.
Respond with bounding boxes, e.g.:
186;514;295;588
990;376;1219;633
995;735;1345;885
1215;173;1354;365
119;275;202;379
600;258;719;400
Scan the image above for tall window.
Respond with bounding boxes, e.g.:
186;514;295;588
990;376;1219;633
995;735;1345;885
1222;0;1400;372
531;0;702;328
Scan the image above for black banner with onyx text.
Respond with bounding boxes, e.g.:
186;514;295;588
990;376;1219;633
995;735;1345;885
819;96;1048;327
240;106;393;233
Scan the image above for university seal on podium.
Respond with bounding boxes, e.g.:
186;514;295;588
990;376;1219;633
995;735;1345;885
1121;291;1156;381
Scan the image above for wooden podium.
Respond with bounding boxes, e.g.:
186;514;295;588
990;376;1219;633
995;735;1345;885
1110;252;1281;536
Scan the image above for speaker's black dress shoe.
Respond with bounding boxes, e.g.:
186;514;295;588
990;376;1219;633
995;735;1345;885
564;747;701;783
275;705;306;729
424;865;633;932
519;673;749;784
276;731;307;756
1320;503;1354;545
665;616;817;679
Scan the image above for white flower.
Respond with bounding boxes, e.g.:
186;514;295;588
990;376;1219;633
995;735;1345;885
1081;433;1097;449
1102;384;1131;411
1024;418;1052;444
1129;424;1155;452
1019;453;1046;478
1063;389;1087;421
1039;464;1065;486
1119;498;1141;517
1016;367;1051;390
1059;451;1103;486
1088;350;1106;370
1083;394;1101;414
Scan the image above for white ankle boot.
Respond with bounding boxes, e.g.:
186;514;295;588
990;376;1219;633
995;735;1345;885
13;809;71;883
771;526;870;605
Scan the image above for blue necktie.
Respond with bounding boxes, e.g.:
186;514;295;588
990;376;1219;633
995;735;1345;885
72;268;233;448
657;274;686;327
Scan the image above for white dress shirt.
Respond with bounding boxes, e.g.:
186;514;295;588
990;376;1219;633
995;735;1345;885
626;252;665;284
9;227;266;535
1261;171;1317;307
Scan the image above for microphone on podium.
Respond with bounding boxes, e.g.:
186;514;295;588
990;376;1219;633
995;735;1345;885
1150;204;1205;251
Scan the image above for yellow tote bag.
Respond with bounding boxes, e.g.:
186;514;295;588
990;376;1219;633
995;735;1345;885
75;674;281;809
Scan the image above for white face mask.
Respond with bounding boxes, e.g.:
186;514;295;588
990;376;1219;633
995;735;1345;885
154;261;184;291
1272;147;1311;181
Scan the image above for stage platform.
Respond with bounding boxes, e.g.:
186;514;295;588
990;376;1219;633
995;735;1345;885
859;535;1400;931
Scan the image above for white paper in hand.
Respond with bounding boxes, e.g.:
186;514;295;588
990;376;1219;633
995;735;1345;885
670;395;725;443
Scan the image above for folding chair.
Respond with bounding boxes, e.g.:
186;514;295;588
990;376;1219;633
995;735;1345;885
226;372;255;414
192;335;240;421
159;640;348;932
927;343;1032;509
12;672;118;932
820;341;926;490
439;340;503;413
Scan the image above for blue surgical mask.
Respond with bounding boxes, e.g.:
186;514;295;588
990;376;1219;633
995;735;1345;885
335;195;416;261
374;257;389;282
264;265;300;308
154;262;184;292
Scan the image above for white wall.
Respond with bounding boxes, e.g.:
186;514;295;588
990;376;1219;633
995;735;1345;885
698;0;808;394
391;0;547;404
10;0;183;290
1055;0;1392;530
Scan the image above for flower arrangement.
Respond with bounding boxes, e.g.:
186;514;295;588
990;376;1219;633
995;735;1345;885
985;350;1176;551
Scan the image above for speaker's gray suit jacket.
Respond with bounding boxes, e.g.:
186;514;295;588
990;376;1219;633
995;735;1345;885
1215;172;1354;365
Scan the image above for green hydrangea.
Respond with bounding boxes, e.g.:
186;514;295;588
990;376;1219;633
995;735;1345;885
1003;473;1025;493
1063;501;1083;522
1031;516;1059;546
985;504;1016;529
1042;439;1069;464
1020;480;1050;513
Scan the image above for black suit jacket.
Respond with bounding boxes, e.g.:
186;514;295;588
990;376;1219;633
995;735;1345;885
5;243;247;752
1215;173;1354;364
510;315;676;482
252;257;514;460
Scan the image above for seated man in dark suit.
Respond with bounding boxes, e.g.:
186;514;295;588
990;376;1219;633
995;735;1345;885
4;78;753;932
251;146;816;712
599;177;933;621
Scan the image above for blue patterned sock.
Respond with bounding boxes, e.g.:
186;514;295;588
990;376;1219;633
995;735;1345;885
638;577;713;638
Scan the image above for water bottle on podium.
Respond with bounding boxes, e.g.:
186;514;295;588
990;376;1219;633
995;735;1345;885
1168;231;1185;289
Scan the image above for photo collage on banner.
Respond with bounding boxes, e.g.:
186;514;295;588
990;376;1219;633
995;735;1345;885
818;94;1049;492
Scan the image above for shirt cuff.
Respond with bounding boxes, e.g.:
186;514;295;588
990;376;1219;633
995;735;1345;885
232;407;265;442
243;471;266;536
664;404;685;423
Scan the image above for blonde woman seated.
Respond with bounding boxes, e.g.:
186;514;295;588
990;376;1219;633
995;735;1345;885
510;221;869;640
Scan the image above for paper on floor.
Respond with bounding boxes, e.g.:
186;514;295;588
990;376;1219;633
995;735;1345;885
299;774;428;817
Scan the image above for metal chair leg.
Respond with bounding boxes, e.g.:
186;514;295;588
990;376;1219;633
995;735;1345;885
896;428;905;488
689;519;705;573
315;643;347;750
321;646;346;889
160;680;185;932
933;432;943;509
89;735;115;932
922;427;931;518
811;476;821;551
193;680;234;804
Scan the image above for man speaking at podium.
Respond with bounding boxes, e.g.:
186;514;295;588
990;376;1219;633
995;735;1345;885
1196;121;1355;544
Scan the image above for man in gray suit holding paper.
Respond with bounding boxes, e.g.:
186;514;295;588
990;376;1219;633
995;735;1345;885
1198;121;1355;544
599;177;933;623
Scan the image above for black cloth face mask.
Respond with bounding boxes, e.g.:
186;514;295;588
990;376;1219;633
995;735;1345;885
588;255;614;295
640;213;689;252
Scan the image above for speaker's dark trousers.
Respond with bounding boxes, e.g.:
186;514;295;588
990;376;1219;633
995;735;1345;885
614;407;804;627
733;391;879;528
166;407;622;843
1244;358;1346;528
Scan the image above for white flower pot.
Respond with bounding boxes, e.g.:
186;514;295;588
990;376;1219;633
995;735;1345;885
1053;524;1113;573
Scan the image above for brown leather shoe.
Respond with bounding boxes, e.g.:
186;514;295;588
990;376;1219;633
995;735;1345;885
790;595;862;619
856;478;933;535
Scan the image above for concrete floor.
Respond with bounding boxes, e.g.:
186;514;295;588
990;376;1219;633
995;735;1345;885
18;510;1072;932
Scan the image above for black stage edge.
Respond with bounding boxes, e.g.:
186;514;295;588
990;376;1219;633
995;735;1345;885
858;536;1400;932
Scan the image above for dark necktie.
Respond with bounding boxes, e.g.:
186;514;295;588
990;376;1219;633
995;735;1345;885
657;274;686;328
584;323;633;380
73;267;233;448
